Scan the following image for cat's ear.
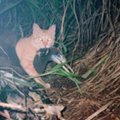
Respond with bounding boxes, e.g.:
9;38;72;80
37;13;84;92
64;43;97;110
33;23;42;35
48;24;56;39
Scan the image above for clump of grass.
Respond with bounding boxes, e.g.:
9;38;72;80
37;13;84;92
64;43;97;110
38;64;81;88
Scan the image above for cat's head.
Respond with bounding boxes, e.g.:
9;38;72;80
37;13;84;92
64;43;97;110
32;23;56;48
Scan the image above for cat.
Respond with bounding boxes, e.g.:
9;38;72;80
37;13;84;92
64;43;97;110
15;23;56;88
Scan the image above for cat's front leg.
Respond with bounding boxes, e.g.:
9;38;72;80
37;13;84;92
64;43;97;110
20;61;51;89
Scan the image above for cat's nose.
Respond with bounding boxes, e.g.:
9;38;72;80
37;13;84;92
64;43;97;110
42;41;48;48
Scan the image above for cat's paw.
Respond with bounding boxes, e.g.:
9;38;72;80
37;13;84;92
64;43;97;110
45;83;51;89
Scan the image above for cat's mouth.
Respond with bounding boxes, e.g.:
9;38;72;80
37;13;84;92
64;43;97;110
38;47;74;73
51;54;74;73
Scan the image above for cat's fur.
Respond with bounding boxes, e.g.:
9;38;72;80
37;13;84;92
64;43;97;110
16;23;56;88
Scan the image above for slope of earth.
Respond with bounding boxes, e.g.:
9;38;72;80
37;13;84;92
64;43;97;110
50;28;120;120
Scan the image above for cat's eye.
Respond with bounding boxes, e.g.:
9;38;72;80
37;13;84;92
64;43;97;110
40;38;44;42
47;38;51;41
39;38;42;41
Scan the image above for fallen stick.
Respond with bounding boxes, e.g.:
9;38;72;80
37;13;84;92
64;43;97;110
85;101;113;120
0;102;26;112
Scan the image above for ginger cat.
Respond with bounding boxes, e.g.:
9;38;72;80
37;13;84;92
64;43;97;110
16;23;56;88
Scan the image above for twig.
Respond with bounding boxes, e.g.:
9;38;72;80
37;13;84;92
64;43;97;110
0;102;26;112
0;0;23;15
85;101;113;120
0;46;9;59
0;110;11;120
59;0;69;41
69;0;81;65
106;0;116;35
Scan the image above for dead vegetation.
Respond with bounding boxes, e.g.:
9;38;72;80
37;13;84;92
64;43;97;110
55;30;120;120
